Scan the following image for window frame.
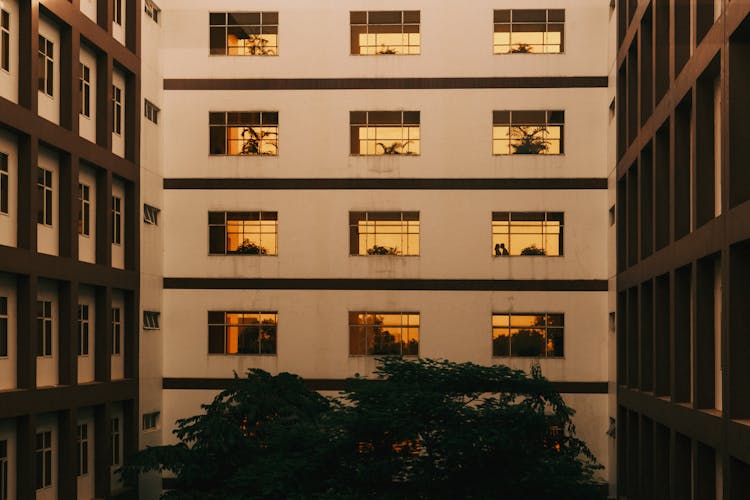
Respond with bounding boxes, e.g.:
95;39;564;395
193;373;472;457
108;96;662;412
491;211;564;257
350;11;421;55
145;0;160;23
111;417;120;465
142;411;160;431
348;311;420;356
113;0;122;26
1;9;10;73
78;183;90;236
144;99;159;124
34;430;52;490
349;211;420;256
36;300;52;357
350;111;420;156
492;110;565;156
112;84;122;135
208;311;278;356
491;312;565;358
208;211;279;256
209;12;279;56
36;167;53;226
143;311;160;330
77;304;89;356
493;9;565;55
112;195;122;245
37;34;54;97
0;296;7;358
209;111;279;156
143;204;159;225
76;423;88;477
0;152;8;215
112;307;121;355
79;63;91;117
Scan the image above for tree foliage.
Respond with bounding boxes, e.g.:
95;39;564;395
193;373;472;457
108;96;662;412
121;359;604;500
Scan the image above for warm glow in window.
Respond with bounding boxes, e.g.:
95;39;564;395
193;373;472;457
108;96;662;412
492;313;564;357
349;312;419;356
492;212;563;256
349;211;419;256
208;311;278;355
350;111;420;156
493;110;564;155
350;11;420;55
210;112;278;156
210;12;278;56
209;211;278;255
493;9;564;54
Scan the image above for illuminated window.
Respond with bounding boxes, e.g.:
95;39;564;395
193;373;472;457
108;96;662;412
209;12;278;56
143;311;160;330
350;11;420;55
111;417;120;465
77;304;89;356
0;152;7;214
34;430;52;489
80;63;91;117
36;300;52;357
38;35;53;96
1;10;9;72
112;196;121;245
112;307;121;354
144;99;159;124
0;296;7;358
76;424;88;476
208;311;278;355
493;9;564;54
78;183;90;236
36;167;52;225
349;312;419;356
209;211;278;255
0;439;7;500
143;204;159;225
112;85;122;135
350;111;420;156
349;211;419;256
209;112;278;156
145;0;160;24
492;212;563;256
493;110;564;155
492;313;564;357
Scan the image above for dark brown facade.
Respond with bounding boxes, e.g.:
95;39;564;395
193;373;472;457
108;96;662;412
616;0;750;498
0;0;140;498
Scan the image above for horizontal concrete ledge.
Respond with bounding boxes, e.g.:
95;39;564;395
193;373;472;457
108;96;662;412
163;76;609;91
163;178;608;190
163;378;609;394
163;278;609;292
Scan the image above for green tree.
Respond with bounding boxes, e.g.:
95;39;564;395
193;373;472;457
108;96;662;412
121;359;604;500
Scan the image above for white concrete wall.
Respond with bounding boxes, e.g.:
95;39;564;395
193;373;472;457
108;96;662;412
112;69;126;158
0;0;19;103
77;286;96;384
0;274;16;390
37;16;60;125
0;419;16;500
36;148;59;257
36;280;58;388
34;413;57;500
78;165;97;263
0;129;17;248
79;45;98;143
80;0;98;24
111;290;124;380
76;408;95;500
112;179;125;269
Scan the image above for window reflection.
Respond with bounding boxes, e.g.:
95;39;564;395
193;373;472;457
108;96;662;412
350;11;420;55
350;111;420;156
208;311;278;355
209;112;278;156
349;211;419;256
209;211;278;255
492;212;564;256
210;12;278;56
492;313;564;357
493;110;564;155
349;312;419;356
493;9;565;54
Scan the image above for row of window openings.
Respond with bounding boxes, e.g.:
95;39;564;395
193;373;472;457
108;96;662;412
209;110;564;156
209;9;565;56
0;299;159;359
208;211;564;257
208;311;565;358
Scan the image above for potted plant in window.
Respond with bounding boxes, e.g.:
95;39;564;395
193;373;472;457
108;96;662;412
376;140;414;155
509;126;549;154
367;245;399;255
520;245;547;256
235;239;268;255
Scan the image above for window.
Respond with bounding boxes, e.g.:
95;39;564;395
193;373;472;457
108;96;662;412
111;417;120;465
208;211;278;255
1;10;9;72
77;304;89;356
144;99;159;124
80;63;91;117
112;85;122;135
609;205;616;226
112;307;121;355
113;0;122;25
349;312;419;356
36;167;52;225
350;11;420;55
142;412;159;430
349;211;419;256
37;35;53;96
208;311;277;355
493;110;564;155
36;300;52;357
0;152;7;215
0;296;7;357
209;112;278;156
145;0;160;23
350;111;420;155
112;196;121;245
492;313;564;357
492;212;563;256
0;439;7;500
76;424;88;476
143;311;159;330
209;12;278;56
144;204;159;225
493;9;564;54
34;430;52;490
78;183;90;235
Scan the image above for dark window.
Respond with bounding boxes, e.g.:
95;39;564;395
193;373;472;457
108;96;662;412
142;412;160;430
143;311;160;330
78;183;90;235
493;110;564;155
77;304;89;356
0;296;7;358
112;85;122;135
111;417;120;465
112;307;121;355
144;204;160;225
112;196;121;244
0;152;7;214
209;111;279;156
76;424;88;476
350;111;420;155
209;12;278;55
38;35;53;96
79;63;91;117
145;0;160;23
349;312;419;355
492;313;564;357
208;211;278;255
350;11;420;55
36;167;52;225
494;9;565;54
349;211;419;255
113;0;122;25
36;300;52;357
1;10;9;72
34;431;52;490
492;212;564;256
208;311;277;355
144;99;159;124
